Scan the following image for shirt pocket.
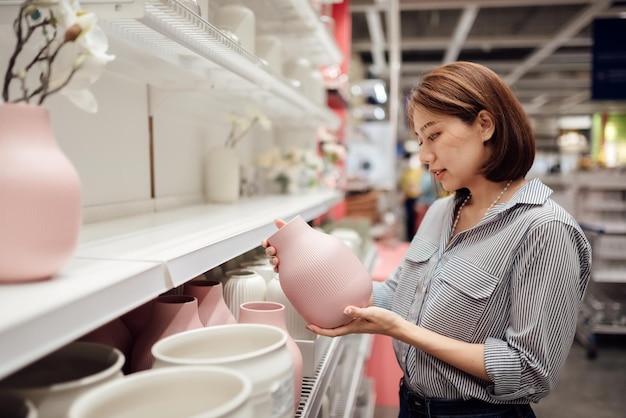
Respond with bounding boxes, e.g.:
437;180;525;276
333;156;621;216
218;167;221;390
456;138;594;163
392;238;438;319
421;255;501;341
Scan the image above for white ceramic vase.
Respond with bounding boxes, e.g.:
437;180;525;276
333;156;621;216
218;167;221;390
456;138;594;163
215;5;256;53
223;269;267;321
205;146;240;204
0;392;38;418
256;35;283;75
239;259;276;284
151;324;294;418
69;366;253;418
0;342;124;418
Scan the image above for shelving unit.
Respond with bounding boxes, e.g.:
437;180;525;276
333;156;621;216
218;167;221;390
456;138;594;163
0;191;342;380
0;0;364;414
102;0;340;127
569;173;626;358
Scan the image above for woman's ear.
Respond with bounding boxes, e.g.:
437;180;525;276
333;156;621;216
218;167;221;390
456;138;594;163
477;110;495;142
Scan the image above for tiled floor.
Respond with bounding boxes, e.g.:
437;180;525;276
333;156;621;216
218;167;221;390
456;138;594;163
373;336;626;418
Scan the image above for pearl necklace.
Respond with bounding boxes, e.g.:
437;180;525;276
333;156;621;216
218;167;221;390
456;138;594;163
450;179;513;240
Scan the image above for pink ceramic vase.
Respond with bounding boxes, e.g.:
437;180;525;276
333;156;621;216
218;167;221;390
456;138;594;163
266;215;372;329
120;299;154;341
183;279;237;326
130;295;203;373
266;274;315;341
0;104;81;282
238;301;303;411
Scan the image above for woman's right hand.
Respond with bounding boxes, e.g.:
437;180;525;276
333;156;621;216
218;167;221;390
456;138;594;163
261;219;286;272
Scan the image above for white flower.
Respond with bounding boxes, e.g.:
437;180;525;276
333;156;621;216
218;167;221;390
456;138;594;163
2;0;114;112
224;107;272;148
49;1;115;112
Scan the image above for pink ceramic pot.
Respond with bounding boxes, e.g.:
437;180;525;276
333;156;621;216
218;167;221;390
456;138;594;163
266;215;372;329
130;295;203;373
183;279;237;327
238;301;303;411
0;104;81;282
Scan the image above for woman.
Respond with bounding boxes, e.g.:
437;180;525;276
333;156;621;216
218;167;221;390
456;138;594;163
263;62;591;418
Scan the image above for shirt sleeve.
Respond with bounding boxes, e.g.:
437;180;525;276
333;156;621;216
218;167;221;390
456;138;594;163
484;220;591;402
372;266;402;310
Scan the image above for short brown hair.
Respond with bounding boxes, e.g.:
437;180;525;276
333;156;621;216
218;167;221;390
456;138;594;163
407;61;535;182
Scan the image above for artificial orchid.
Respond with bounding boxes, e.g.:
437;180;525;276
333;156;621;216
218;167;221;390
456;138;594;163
2;0;114;112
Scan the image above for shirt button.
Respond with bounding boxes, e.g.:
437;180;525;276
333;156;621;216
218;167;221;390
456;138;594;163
528;388;536;394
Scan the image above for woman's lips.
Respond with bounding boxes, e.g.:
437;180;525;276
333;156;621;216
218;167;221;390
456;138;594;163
432;169;446;181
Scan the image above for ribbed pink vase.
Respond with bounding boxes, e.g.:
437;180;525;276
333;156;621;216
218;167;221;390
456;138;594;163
266;215;372;329
183;279;237;326
238;301;303;411
130;295;203;373
0;104;82;282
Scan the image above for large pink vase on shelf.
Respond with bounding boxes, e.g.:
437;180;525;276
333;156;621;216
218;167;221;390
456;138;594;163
130;295;203;373
0;104;81;283
183;278;237;326
266;215;372;329
238;301;303;411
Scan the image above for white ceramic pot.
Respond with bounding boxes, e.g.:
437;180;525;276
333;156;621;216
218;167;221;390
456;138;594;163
68;366;253;418
151;324;294;418
223;269;267;321
0;392;38;418
239;260;275;284
0;342;124;418
215;5;256;53
205;146;240;204
256;35;283;75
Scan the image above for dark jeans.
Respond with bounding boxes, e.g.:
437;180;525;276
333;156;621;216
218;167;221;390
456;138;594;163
399;380;536;418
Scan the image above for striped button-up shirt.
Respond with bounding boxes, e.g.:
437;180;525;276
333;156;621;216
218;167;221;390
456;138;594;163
373;178;591;403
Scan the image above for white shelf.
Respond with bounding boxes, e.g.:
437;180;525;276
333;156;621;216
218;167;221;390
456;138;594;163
0;259;164;380
230;0;343;66
76;190;343;285
100;0;340;128
0;190;343;381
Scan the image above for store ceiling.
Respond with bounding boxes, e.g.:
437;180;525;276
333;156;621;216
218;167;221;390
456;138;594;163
349;0;626;120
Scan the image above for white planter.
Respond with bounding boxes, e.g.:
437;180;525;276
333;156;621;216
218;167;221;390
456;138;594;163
223;269;267;321
151;324;294;418
0;342;124;418
205;146;240;204
0;392;38;418
215;5;256;53
69;366;253;418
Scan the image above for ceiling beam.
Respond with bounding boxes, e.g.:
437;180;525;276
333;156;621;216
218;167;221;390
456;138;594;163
443;5;479;63
351;0;593;13
503;0;612;85
351;35;591;52
365;8;387;75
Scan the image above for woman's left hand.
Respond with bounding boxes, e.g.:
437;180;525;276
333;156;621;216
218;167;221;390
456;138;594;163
307;306;402;338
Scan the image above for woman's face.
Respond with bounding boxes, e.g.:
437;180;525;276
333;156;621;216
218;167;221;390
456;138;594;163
413;108;494;192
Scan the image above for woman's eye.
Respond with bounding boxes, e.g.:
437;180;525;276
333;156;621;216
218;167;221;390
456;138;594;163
427;132;440;141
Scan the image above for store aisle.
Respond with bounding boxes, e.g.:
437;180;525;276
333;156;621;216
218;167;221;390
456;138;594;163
374;336;626;418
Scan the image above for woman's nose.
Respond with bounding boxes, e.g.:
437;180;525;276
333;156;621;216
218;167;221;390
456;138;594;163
419;149;432;165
